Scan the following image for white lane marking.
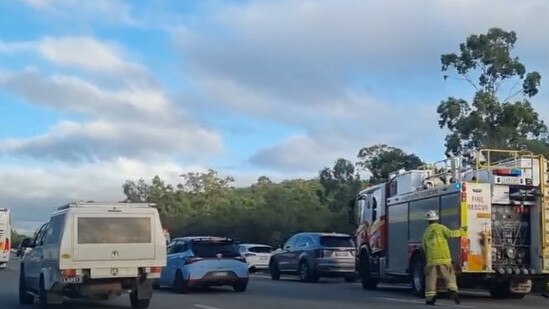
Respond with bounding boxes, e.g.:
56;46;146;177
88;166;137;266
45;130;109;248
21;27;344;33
375;297;476;308
195;304;223;309
250;274;271;279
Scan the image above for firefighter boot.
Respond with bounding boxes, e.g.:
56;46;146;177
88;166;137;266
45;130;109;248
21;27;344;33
450;291;460;304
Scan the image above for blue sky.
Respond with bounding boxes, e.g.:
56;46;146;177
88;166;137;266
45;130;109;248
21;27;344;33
1;0;549;232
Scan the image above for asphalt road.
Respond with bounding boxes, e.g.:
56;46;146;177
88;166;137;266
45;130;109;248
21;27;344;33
2;255;549;309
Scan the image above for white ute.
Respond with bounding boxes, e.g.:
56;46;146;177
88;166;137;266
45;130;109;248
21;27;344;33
18;202;167;308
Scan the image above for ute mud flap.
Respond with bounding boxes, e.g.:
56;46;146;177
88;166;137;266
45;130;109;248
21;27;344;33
135;278;153;300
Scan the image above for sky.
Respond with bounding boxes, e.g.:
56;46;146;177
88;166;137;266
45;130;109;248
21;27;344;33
1;0;549;233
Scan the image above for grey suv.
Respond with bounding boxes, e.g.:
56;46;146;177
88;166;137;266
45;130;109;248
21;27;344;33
269;232;356;282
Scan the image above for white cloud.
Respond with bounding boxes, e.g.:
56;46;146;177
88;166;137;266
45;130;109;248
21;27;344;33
0;68;168;118
0;158;206;231
38;37;144;74
0;35;224;163
0;119;222;163
21;0;137;25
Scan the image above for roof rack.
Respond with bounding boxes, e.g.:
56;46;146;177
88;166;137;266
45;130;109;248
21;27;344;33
56;201;156;210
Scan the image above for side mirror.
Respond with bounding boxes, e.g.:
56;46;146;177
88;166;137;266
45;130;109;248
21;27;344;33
348;199;358;227
20;238;33;249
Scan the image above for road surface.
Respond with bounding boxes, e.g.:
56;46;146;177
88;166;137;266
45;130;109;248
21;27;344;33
1;255;548;308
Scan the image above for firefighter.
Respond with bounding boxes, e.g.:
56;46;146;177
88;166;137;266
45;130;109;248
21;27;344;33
422;210;467;305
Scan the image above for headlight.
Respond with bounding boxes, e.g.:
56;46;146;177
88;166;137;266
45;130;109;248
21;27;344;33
506;248;515;259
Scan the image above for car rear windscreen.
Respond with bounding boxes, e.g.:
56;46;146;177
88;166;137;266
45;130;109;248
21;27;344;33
77;217;152;244
191;241;240;258
248;246;272;253
319;236;353;248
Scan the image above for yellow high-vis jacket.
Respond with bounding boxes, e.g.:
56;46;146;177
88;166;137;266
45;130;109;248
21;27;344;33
422;223;466;266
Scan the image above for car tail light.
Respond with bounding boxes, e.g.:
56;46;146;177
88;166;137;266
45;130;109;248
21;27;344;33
184;257;203;265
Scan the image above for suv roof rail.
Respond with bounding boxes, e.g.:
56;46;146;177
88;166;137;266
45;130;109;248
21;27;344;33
56;201;156;210
188;236;234;242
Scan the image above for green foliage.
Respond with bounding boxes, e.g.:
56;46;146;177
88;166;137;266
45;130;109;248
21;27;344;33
123;173;352;247
356;144;424;181
11;230;28;249
319;158;365;212
438;27;547;155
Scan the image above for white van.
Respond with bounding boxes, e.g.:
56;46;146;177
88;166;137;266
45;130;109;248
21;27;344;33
18;202;167;308
0;208;11;268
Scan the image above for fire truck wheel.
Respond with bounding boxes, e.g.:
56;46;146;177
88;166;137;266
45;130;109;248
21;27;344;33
410;255;425;297
359;254;378;290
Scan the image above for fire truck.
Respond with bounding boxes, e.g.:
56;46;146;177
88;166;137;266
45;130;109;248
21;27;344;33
350;148;549;298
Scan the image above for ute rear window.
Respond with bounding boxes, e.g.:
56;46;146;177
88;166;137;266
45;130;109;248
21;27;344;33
191;241;240;258
77;217;151;244
248;246;272;253
319;236;354;248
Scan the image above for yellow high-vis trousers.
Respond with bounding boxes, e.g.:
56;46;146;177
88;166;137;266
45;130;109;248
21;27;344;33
424;264;458;300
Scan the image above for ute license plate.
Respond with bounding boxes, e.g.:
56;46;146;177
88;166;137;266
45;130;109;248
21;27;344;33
62;276;83;284
260;256;269;261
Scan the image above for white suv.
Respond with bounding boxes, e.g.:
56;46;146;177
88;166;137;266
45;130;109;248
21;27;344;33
239;244;272;273
18;202;167;308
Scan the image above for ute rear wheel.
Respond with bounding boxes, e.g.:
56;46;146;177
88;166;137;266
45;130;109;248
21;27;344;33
130;291;151;309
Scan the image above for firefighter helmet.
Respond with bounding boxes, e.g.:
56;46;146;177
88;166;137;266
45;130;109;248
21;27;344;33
425;210;439;221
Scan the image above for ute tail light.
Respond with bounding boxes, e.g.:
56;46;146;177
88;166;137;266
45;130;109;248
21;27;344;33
62;269;80;277
150;267;162;273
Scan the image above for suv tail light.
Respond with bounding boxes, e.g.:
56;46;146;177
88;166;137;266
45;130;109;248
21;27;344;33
321;250;333;258
234;256;246;263
184;257;203;265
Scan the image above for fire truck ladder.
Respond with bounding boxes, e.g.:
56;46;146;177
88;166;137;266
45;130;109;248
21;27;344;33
475;148;535;171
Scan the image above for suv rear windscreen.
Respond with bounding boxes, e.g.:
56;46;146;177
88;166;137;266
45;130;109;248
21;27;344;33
248;246;272;253
319;236;353;248
77;217;152;244
191;241;240;258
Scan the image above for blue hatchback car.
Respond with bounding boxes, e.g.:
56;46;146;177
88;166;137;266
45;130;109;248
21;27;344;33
157;236;249;293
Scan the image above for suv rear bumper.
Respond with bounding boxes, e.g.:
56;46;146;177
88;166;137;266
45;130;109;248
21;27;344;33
189;275;248;287
314;259;355;276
